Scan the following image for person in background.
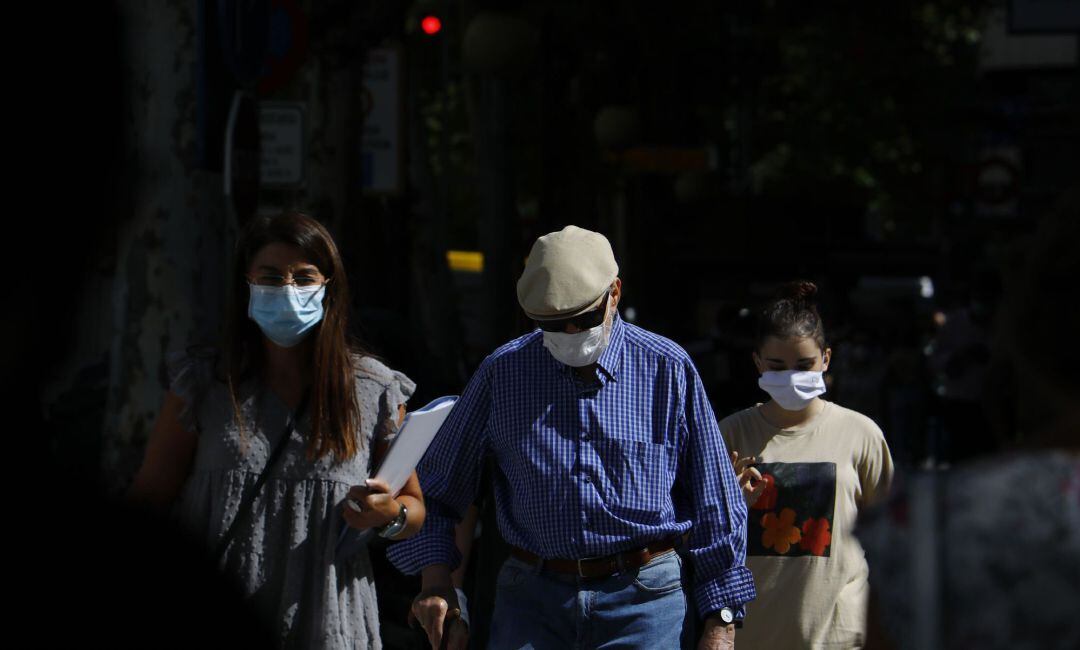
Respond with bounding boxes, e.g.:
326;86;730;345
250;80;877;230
858;189;1080;650
390;225;754;650
928;267;1001;463
723;280;894;649
880;312;934;468
128;211;425;649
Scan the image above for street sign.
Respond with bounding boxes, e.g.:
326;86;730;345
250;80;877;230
258;0;308;95
360;47;402;194
259;102;305;187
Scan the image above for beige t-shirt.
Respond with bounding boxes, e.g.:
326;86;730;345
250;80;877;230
720;400;893;649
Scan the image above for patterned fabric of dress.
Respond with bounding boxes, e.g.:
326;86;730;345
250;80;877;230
166;348;415;650
857;451;1080;650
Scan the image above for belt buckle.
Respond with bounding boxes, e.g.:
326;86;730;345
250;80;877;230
576;554;604;577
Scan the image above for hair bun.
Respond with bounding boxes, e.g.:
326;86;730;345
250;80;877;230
776;280;818;305
757;279;826;349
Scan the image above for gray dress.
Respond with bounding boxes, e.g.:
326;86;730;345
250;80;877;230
167;350;415;649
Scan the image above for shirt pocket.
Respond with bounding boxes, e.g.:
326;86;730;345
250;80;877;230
591;437;677;525
601;385;680;447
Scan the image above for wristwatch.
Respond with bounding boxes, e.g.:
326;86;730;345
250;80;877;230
377;502;408;539
714;606;742;628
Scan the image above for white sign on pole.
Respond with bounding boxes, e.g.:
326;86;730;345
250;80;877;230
361;47;402;194
259;102;305;187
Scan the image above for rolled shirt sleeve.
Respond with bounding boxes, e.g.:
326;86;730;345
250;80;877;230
676;359;756;618
385;358;493;574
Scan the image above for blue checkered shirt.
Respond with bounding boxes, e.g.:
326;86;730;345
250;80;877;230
387;314;756;617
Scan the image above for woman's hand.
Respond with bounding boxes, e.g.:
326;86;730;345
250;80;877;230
341;478;400;530
730;451;767;507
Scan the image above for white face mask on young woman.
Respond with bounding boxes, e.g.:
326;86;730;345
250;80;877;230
542;298;613;367
758;370;827;411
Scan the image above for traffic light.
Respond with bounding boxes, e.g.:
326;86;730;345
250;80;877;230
421;15;442;35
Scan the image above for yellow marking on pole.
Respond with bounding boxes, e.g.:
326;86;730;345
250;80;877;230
447;250;484;273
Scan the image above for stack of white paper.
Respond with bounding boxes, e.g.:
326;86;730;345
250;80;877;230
375;395;458;496
336;395;458;558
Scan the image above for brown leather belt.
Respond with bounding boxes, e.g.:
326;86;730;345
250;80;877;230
508;538;678;579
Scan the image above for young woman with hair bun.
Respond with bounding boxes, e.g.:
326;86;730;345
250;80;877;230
719;280;894;649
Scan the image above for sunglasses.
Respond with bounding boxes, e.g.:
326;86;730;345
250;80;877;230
535;291;610;332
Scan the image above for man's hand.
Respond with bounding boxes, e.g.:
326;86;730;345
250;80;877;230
731;451;767;506
697;615;736;650
409;585;468;649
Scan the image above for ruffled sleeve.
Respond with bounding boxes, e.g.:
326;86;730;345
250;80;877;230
165;346;218;433
353;354;416;444
378;368;417;442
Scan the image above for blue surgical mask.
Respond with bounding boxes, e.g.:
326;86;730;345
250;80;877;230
248;284;326;348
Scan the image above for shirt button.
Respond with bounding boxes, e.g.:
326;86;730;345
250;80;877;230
581;433;590;441
582;475;591;483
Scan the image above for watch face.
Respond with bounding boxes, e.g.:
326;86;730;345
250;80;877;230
720;608;735;624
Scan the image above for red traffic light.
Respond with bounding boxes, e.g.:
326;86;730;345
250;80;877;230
421;15;442;35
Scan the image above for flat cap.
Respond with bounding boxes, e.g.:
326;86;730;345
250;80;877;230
517;225;619;320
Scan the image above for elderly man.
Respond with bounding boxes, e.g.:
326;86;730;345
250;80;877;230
389;226;754;649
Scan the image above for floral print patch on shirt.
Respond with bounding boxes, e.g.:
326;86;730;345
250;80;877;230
748;462;836;557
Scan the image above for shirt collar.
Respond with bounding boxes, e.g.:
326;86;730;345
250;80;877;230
596;311;626;382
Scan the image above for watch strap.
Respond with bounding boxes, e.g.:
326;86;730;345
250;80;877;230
378;501;407;539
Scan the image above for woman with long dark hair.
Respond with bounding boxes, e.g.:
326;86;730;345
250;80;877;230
720;280;894;648
129;211;425;649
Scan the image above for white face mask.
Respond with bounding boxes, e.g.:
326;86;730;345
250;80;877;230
758;370;827;411
542;301;613;367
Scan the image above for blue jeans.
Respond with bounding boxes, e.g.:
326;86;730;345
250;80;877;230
487;551;689;649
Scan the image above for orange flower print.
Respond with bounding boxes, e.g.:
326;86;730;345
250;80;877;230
760;508;801;554
799;517;832;556
751;473;778;511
